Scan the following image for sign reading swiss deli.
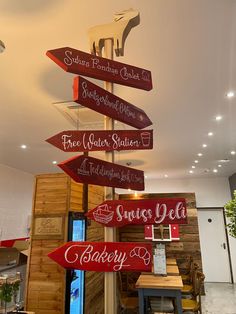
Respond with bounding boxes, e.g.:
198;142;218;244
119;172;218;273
46;47;152;91
73;76;152;129
86;198;187;227
46;130;153;152
58;155;144;190
48;241;152;272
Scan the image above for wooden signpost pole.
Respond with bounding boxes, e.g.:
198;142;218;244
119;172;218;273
87;10;141;314
103;38;116;314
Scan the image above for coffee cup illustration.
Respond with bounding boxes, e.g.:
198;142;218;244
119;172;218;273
141;132;151;146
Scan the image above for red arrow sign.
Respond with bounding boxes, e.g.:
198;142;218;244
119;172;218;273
86;198;187;227
58;155;144;191
73;76;152;129
46;130;153;152
48;241;152;272
46;47;152;91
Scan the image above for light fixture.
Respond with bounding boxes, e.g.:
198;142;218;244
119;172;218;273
202;144;207;148
197;153;203;157
213;169;218;173
231;151;236;155
218;164;222;168
164;174;168;178
218;159;230;163
128;188;131;192
194;160;199;163
215;115;222;121
20;144;27;149
208;132;213;136
52;161;57;165
189;170;194;174
0;40;5;53
226;91;235;98
134;191;138;197
192;166;196;169
145;175;147;179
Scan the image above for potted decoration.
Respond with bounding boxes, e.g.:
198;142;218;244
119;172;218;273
224;190;236;238
0;274;21;314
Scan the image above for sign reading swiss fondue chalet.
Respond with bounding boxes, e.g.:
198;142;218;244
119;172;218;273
46;130;153;152
86;198;187;227
58;155;144;191
48;241;152;272
73;76;152;129
46;47;152;91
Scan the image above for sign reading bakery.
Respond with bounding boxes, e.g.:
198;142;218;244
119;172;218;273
86;198;187;227
46;47;152;91
48;241;152;272
73;76;152;129
58;155;144;191
46;130;153;152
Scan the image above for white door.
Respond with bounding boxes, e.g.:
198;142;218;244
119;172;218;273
198;209;231;282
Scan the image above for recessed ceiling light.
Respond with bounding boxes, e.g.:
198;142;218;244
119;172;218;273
202;144;207;148
218;164;222;168
218;159;230;163
197;153;203;157
231;151;236;155
226;91;235;98
194;160;199;163
21;144;27;149
0;40;5;53
164;174;168;178
215;115;222;121
192;165;196;169
189;170;194;174
208;132;213;136
52;161;57;164
213;169;218;173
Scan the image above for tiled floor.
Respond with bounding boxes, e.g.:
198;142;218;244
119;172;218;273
202;282;236;314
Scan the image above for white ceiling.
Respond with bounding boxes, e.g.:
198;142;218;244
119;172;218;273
0;0;236;181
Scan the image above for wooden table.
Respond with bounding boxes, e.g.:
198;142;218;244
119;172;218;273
135;274;183;314
166;265;179;275
142;264;179;276
166;258;177;265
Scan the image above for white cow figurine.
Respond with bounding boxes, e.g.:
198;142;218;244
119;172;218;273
88;9;140;57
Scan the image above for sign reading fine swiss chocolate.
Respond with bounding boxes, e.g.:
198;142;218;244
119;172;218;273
86;198;187;227
58;155;144;191
46;47;152;91
46;130;153;152
48;241;152;272
73;77;152;129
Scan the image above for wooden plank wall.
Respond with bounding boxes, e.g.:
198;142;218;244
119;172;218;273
26;174;104;314
119;193;202;282
26;174;68;314
85;185;104;314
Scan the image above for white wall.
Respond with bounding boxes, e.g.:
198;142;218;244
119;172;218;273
0;164;34;241
118;176;231;207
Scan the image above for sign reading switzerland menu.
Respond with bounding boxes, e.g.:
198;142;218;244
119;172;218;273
46;130;153;152
46;47;152;91
73;76;152;129
48;241;152;272
86;198;187;227
58;155;144;191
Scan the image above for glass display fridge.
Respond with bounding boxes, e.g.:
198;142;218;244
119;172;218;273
65;212;86;314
